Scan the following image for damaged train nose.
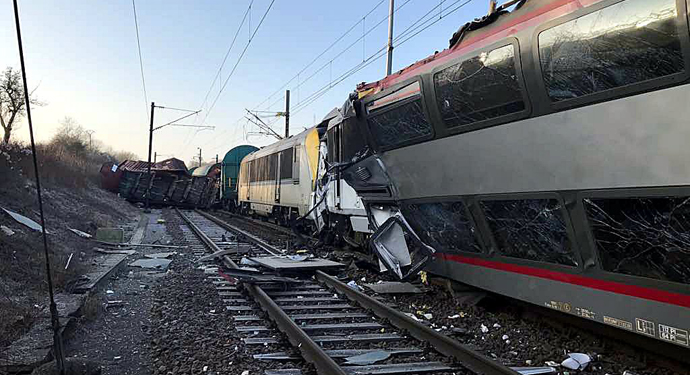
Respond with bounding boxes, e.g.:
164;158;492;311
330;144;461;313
369;207;435;280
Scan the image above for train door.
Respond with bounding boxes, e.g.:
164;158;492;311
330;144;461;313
334;124;342;209
245;160;251;201
274;153;280;203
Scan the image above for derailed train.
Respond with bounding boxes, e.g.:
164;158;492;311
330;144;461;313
225;0;690;349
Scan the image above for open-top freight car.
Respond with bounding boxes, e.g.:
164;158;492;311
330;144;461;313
338;0;690;349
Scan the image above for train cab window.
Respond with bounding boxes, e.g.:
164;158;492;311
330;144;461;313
402;202;482;254
539;0;684;102
433;44;525;128
584;197;690;285
366;81;433;150
279;148;293;180
480;199;578;266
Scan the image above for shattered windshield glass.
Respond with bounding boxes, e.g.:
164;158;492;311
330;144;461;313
481;199;578;266
367;99;432;149
403;202;482;253
434;44;525;128
539;0;683;102
585;197;690;285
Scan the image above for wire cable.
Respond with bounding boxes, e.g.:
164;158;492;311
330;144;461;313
132;0;149;122
197;1;254;114
12;1;65;373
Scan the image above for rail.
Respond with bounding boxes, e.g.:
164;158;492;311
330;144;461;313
176;209;347;375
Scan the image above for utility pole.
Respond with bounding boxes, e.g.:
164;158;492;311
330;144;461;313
145;101;155;212
215;154;218;163
198;147;202;167
86;130;95;149
386;0;395;76
285;89;290;138
154;152;157;163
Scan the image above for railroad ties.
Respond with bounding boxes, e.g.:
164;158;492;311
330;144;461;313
176;209;519;375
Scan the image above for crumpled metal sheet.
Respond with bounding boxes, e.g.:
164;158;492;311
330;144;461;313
585;197;690;284
480;199;577;266
1;207;45;233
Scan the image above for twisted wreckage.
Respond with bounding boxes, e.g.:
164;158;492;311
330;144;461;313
100;158;219;208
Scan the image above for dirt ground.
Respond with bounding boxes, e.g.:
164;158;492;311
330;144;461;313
0;147;139;349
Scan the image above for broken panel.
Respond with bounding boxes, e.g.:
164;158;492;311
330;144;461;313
434;44;525;128
366;82;432;150
539;0;684;102
480;199;577;266
584;197;690;285
402;202;482;253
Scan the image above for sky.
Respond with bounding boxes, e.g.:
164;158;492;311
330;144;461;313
1;0;489;165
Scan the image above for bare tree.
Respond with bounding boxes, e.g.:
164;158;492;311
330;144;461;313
0;67;42;144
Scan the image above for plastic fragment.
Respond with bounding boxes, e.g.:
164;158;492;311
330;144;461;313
510;366;557;375
423;313;433;320
493;323;501;328
561;353;591;371
448;314;460;319
2;207;45;232
0;225;15;236
347;280;361;291
502;334;509;340
69;228;92;238
344;350;391;365
544;361;559;367
480;324;489;333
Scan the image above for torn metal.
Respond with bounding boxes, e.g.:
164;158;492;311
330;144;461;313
369;211;435;280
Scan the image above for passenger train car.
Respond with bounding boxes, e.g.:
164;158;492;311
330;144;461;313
236;123;369;240
339;0;690;347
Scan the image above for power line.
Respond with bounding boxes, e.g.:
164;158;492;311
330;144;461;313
199;0;276;125
253;0;387;110
197;1;254;114
132;0;149;122
183;0;275;154
289;0;476;116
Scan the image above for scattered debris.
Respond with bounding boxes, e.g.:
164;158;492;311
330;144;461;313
451;327;468;336
347;280;362;291
544;361;559;367
510;367;557;375
106;300;124;309
344;350;392;365
285;254;311;262
69;228;92;238
129;258;173;271
97;240;186;249
248;256;344;272
203;267;219;274
1;225;15;236
502;334;509;341
404;312;422;322
561;353;592;371
363;281;424;294
241;371;249;375
423;313;433;320
94;247;137;256
197;249;239;263
1;207;45;232
493;323;501;328
448;314;460;319
113;356;121;360
95;228;125;243
156;219;166;224
480;324;489;333
106;290;115;295
145;252;176;259
220;269;303;284
65;253;74;270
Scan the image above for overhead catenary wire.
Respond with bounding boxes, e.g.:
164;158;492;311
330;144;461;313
196;1;254;115
132;0;149;122
289;0;476;116
200;0;412;151
182;0;275;155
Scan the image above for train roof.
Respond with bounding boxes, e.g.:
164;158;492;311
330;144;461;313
244;126;316;161
191;162;220;177
357;0;571;96
222;145;259;165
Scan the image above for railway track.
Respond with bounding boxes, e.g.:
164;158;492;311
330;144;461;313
175;208;521;375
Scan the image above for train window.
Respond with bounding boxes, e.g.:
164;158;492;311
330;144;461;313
292;145;300;183
366;81;433;150
585;197;690;285
279;148;293;180
481;199;578;266
539;0;684;102
268;153;278;181
402;202;482;254
433;44;525;128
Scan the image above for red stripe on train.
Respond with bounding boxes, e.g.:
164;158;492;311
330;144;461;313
437;253;690;309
